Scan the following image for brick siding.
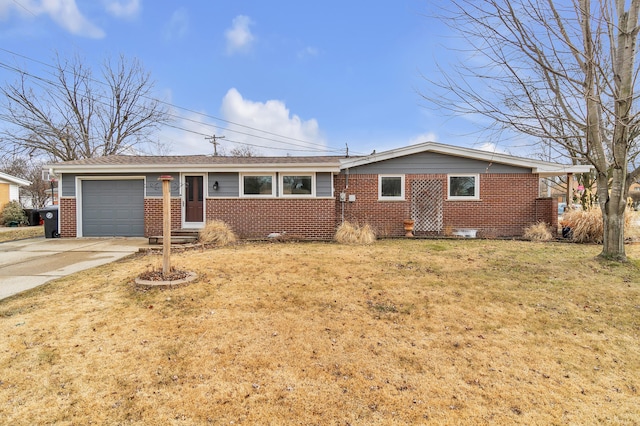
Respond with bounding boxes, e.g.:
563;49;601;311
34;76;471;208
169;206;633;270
206;198;336;240
144;198;182;237
59;197;77;237
535;197;558;235
334;173;552;238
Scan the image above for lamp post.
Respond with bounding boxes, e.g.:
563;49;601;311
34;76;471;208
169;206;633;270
159;175;174;276
50;178;57;205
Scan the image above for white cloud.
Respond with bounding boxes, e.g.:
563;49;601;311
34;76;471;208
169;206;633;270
219;88;326;155
0;0;104;38
156;88;326;156
38;0;105;38
477;142;509;154
225;15;254;54
164;7;188;40
408;132;438;145
103;0;140;19
160;110;221;155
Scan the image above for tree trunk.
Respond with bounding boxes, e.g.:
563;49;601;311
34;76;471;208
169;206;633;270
602;208;626;261
599;169;627;261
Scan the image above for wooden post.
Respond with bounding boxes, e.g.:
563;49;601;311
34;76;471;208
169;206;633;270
159;175;174;275
566;173;573;208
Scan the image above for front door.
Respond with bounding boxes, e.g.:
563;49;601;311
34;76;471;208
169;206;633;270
184;175;204;226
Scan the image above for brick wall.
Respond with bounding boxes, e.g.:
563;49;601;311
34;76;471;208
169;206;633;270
144;198;182;237
334;173;545;238
59;197;77;237
206;198;336;240
334;174;410;237
535;197;558;235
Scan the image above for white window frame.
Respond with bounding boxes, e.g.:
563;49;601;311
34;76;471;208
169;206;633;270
447;174;480;200
378;174;405;201
280;173;316;197
240;173;276;197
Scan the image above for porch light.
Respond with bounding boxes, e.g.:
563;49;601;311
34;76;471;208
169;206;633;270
213;181;219;190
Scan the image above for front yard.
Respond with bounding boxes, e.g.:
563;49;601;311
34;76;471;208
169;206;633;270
1;239;639;424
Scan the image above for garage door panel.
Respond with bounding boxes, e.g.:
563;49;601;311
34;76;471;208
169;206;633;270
82;180;144;237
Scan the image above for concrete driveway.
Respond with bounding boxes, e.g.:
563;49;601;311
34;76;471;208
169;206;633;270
0;237;150;300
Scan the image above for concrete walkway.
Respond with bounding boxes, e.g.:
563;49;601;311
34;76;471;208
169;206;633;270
0;237;150;300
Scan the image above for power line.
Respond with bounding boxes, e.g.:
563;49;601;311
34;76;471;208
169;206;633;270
204;134;225;156
0;47;362;155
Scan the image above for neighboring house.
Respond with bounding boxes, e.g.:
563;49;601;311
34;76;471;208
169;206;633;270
0;171;31;210
47;142;592;240
630;181;640;209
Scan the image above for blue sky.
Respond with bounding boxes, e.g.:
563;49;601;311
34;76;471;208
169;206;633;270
0;0;508;157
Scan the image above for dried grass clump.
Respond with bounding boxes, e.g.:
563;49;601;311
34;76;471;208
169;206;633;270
523;222;553;242
199;220;237;246
335;221;376;244
562;208;603;243
626;211;640;240
561;208;639;243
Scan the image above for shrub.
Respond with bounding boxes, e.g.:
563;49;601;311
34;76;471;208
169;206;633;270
561;207;638;243
523;222;553;242
335;221;376;244
1;201;27;226
199;220;237;246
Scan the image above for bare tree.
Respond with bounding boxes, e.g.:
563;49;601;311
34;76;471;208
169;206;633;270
229;145;261;157
0;157;51;208
424;0;640;261
1;54;169;162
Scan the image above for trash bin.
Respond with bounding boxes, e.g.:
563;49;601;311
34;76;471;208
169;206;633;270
38;206;60;238
23;209;41;226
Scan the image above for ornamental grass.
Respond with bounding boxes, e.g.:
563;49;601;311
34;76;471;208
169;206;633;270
561;207;639;243
523;222;553;242
198;220;237;246
334;221;376;244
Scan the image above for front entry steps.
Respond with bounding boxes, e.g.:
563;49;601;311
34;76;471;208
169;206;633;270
148;228;200;245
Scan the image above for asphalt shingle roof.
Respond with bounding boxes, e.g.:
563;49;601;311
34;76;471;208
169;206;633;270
55;154;346;166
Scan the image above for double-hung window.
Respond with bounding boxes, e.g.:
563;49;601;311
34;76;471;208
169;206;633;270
448;174;479;200
378;175;405;200
241;174;275;197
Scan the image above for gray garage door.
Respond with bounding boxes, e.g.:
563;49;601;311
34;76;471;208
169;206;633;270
82;180;144;237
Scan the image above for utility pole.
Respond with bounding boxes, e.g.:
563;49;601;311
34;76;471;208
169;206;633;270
205;135;225;156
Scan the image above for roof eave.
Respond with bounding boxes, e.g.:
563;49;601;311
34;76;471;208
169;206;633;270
0;172;31;186
536;165;594;177
49;163;341;174
340;141;596;174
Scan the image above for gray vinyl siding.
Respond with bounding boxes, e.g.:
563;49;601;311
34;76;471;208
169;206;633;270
209;172;239;197
316;173;333;197
61;174;76;197
62;173;180;197
346;152;531;174
145;173;181;197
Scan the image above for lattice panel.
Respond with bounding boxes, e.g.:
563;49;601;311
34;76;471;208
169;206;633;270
411;180;443;232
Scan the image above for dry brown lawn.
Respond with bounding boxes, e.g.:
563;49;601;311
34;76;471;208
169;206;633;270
1;239;639;425
0;226;43;243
